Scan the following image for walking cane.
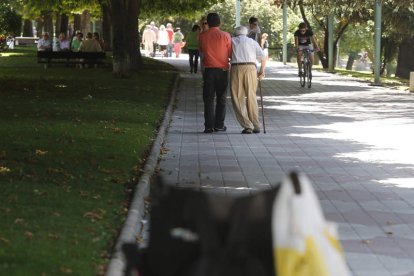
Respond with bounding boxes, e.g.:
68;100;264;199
259;79;266;133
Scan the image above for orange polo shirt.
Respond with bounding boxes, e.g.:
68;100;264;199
199;27;232;70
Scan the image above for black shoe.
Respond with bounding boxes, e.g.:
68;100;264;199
241;128;253;134
253;128;260;133
214;126;227;132
204;128;214;133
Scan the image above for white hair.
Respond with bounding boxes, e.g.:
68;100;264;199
234;26;248;36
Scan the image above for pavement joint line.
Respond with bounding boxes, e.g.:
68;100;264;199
105;73;181;276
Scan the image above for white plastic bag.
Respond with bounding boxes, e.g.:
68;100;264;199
272;172;351;276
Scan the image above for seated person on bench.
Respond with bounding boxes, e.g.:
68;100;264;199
79;32;103;52
56;32;70;51
37;32;52;51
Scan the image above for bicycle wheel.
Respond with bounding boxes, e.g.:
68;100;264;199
300;61;306;87
306;62;312;88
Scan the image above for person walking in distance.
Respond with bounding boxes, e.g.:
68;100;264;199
230;26;266;134
173;27;184;58
199;17;209;75
186;24;201;73
142;25;156;57
247;17;261;43
166;23;174;57
198;13;232;133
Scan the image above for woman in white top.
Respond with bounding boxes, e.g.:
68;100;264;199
157;25;169;58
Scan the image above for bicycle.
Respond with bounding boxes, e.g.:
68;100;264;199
299;48;312;88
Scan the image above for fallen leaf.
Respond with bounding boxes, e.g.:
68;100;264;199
14;218;25;225
0;166;11;174
25;231;33;240
48;233;60;240
59;266;72;273
83;208;106;222
35;149;48;156
0;236;10;244
79;191;89;198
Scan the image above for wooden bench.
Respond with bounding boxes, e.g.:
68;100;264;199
37;51;106;68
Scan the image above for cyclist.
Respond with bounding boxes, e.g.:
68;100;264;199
294;22;317;76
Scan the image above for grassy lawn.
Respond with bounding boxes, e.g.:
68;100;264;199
0;47;177;275
313;65;410;90
284;61;410;91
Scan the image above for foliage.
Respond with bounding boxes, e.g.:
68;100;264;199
140;0;224;17
13;0;101;19
0;4;22;36
208;0;301;50
0;46;176;274
339;22;373;55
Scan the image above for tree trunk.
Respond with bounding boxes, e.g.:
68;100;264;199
60;14;69;35
101;3;112;51
42;11;54;35
22;19;33;37
346;52;358;70
395;38;414;79
36;19;43;37
81;10;91;35
110;0;141;77
74;14;81;33
55;14;61;35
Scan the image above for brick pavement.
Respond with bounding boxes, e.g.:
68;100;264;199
156;56;414;276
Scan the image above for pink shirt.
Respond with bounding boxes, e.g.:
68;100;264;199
199;27;231;70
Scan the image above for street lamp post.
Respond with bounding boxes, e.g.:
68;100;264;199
236;0;241;27
282;0;287;65
328;15;334;72
374;0;382;85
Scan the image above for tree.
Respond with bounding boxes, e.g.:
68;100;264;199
0;3;22;36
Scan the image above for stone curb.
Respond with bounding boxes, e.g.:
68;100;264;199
105;74;181;276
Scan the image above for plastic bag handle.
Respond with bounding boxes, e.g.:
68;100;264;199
289;171;301;194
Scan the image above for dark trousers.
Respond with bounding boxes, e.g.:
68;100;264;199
188;49;199;73
203;68;229;130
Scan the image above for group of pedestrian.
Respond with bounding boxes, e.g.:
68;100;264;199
198;13;267;134
142;21;180;58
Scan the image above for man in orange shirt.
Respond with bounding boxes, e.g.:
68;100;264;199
198;13;232;133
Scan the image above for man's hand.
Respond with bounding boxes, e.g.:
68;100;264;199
258;71;265;80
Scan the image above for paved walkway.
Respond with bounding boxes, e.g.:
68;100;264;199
155;55;414;276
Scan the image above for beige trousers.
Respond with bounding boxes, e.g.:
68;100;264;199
230;65;259;130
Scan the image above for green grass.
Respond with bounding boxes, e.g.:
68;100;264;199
314;65;410;91
285;61;410;91
0;47;177;275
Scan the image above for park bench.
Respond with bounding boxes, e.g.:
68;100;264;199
37;51;106;68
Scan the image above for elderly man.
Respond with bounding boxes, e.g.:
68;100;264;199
142;25;156;57
230;26;266;134
198;12;232;133
37;32;52;51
